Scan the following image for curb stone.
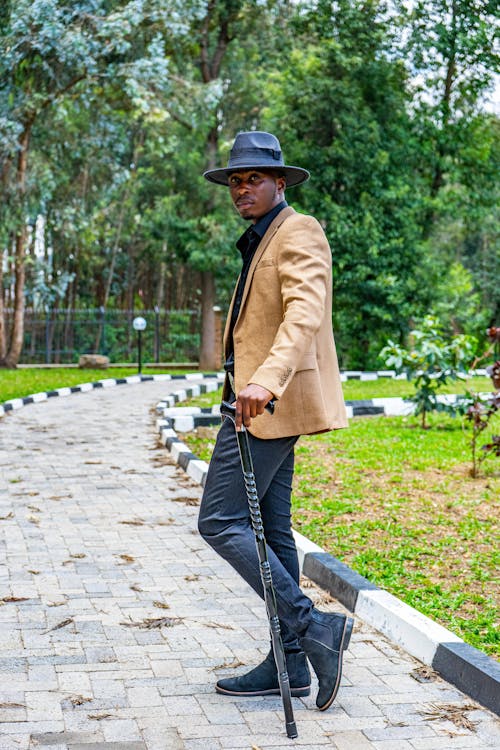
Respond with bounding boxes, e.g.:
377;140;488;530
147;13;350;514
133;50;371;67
340;368;488;381
0;371;225;418
156;394;493;430
156;381;500;718
2;370;498;717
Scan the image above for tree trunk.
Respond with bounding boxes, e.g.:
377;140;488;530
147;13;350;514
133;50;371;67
198;270;218;370
0;247;6;359
156;249;167;310
0;126;30;368
196;4;235;371
2;228;27;367
422;3;457;238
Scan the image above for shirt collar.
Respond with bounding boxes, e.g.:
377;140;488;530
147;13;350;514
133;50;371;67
252;200;288;238
236;200;288;256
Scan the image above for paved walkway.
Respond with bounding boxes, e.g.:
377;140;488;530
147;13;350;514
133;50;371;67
0;380;499;750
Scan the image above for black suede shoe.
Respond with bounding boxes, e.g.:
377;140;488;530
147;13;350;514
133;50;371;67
300;610;354;711
215;649;311;697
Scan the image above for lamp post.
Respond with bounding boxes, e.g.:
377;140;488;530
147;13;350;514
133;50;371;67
132;316;147;374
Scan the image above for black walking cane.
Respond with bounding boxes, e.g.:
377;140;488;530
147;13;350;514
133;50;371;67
220;399;298;740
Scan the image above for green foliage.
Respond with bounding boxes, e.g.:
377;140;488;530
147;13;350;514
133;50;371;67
380;315;478;427
261;3;429;366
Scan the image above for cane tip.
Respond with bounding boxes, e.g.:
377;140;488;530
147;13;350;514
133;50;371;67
286;720;298;739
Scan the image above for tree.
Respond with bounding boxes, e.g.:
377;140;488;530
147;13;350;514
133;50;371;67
0;0;184;366
2;0;497;369
261;0;427;367
399;0;498;210
397;0;500;332
159;0;292;369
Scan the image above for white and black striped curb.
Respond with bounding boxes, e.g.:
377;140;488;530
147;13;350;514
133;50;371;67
157;391;500;718
300;543;500;717
155;392;494;431
0;371;225;418
345;392;492;418
340;368;488;381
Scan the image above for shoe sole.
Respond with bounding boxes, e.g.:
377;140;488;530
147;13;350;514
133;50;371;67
317;615;354;711
215;684;311;698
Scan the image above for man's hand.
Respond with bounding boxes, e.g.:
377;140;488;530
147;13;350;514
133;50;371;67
235;383;274;430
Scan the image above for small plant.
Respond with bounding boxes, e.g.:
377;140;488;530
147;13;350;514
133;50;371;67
460;327;500;477
462;388;500;478
380;316;477;428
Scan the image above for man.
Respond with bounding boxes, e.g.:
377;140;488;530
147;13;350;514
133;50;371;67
198;131;352;711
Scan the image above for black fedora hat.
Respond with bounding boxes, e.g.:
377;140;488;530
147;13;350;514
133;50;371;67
203;131;310;188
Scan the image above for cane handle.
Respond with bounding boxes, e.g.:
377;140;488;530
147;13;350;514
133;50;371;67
220;399;275;420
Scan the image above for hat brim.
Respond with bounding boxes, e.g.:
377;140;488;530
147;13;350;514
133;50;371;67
203;164;310;188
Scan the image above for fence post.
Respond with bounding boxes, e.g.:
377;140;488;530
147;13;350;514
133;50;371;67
99;306;106;355
154;305;160;363
45;306;51;364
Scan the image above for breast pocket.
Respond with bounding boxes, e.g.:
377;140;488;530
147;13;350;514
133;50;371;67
254;258;276;272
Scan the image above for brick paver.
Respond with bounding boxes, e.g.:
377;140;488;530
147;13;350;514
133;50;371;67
0;380;499;750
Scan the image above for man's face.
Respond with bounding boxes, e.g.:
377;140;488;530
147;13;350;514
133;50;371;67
228;170;286;223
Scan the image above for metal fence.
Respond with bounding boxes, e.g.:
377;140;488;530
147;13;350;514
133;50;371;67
11;308;201;364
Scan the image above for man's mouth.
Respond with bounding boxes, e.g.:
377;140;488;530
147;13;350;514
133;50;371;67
237;199;253;208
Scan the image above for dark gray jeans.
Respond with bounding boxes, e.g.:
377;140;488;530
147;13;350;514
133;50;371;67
198;417;313;651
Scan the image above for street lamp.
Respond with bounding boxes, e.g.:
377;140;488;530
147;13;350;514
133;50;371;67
132;316;147;374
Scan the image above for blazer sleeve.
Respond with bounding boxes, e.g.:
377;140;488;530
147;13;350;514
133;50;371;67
249;214;331;398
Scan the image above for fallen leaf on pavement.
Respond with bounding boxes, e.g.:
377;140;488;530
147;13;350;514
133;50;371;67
210;658;245;671
420;702;479;731
118;554;135;563
67;695;92;707
121;616;183;629
411;665;439;683
170;496;199;506
153;600;170;609
88;712;115;720
44;617;74;633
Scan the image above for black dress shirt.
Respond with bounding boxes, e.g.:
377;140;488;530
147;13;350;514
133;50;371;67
225;200;288;376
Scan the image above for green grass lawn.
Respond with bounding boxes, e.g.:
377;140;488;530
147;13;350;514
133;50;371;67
293;415;499;658
341;375;493;400
179;381;499;659
0;366;187;403
0;367;492;405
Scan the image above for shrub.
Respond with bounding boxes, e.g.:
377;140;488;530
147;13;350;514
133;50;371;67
380;316;477;428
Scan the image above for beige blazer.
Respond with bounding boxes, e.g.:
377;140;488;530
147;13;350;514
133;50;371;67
222;206;348;439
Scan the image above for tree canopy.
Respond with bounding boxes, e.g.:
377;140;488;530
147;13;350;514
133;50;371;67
1;0;498;368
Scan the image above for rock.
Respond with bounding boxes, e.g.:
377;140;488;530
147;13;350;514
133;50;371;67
78;354;110;369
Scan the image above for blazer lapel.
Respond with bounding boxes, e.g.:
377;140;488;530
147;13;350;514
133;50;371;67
223;206;296;351
223;284;238;355
237;206;295;317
